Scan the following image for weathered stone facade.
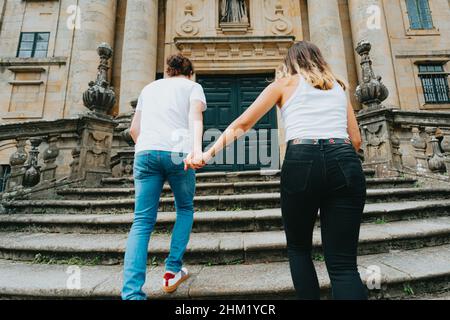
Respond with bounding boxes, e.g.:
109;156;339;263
0;0;449;172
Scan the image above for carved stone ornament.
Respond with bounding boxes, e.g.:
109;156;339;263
22;137;42;188
265;1;293;35
82;43;116;115
9;138;28;168
176;2;203;36
355;40;389;110
364;123;384;147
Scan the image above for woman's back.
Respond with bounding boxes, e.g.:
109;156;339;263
135;77;206;154
280;75;349;141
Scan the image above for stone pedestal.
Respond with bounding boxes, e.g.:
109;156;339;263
357;108;402;176
308;0;348;82
119;0;158;113
348;0;400;107
70;113;118;186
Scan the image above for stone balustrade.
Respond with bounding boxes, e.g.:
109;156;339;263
0;43;118;198
354;40;450;179
357;108;450;178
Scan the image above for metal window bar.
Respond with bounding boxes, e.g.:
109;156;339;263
419;72;450;104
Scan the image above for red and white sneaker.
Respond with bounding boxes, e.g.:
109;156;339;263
162;267;189;293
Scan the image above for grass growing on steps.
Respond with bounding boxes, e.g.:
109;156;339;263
403;283;415;296
32;253;101;266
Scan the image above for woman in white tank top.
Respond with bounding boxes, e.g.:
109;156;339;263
186;41;367;300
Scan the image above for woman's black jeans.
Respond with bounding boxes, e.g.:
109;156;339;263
280;140;368;300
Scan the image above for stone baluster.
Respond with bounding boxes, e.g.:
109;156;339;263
6;138;28;191
41;134;60;182
426;127;446;173
440;134;450;176
116;100;137;177
23;138;43;188
69;147;81;180
410;126;428;173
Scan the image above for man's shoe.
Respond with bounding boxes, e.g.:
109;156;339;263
162;267;189;293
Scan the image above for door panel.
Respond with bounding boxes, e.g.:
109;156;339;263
198;74;278;172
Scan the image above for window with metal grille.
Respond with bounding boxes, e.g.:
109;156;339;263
418;64;450;104
17;32;50;58
406;0;434;30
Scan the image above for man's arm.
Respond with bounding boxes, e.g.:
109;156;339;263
187;100;205;168
129;110;142;143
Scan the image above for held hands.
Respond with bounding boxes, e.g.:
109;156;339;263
184;151;213;171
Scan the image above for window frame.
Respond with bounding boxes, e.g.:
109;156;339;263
400;0;439;36
16;32;50;58
418;63;450;105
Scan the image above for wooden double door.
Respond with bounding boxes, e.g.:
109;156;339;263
197;74;278;172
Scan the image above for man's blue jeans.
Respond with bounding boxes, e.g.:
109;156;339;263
121;150;196;300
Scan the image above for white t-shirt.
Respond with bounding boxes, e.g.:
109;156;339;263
135;77;207;154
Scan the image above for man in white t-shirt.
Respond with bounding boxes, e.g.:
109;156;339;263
122;54;207;300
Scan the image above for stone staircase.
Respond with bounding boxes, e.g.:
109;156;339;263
0;169;449;299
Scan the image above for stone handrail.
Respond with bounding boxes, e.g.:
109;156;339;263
357;107;450;179
1;113;118;197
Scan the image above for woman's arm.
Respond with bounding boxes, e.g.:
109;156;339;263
346;101;362;151
129;110;142;143
201;81;282;164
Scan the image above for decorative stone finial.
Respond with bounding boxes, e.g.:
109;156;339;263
355;40;389;111
82;43;116;115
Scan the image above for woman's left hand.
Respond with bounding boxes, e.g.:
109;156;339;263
184;152;206;171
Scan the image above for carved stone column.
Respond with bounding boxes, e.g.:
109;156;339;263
348;0;400;107
308;0;348;82
65;0;117;117
119;0;158;113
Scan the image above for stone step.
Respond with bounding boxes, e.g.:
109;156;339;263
0;217;448;265
101;168;376;187
57;177;418;199
1;200;449;234
4;187;450;214
0;244;448;299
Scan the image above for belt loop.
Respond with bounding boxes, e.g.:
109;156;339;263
320;139;324;151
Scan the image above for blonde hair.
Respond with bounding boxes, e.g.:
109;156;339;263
276;41;347;91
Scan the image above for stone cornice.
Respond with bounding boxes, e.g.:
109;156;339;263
0;57;67;67
0;113;118;141
174;35;295;46
357;107;450;128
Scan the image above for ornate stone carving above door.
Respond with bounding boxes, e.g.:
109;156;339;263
265;1;293;35
176;2;203;36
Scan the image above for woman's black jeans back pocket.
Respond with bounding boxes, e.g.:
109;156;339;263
335;153;366;192
281;159;314;194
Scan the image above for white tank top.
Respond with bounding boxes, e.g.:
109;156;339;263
280;75;349;142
